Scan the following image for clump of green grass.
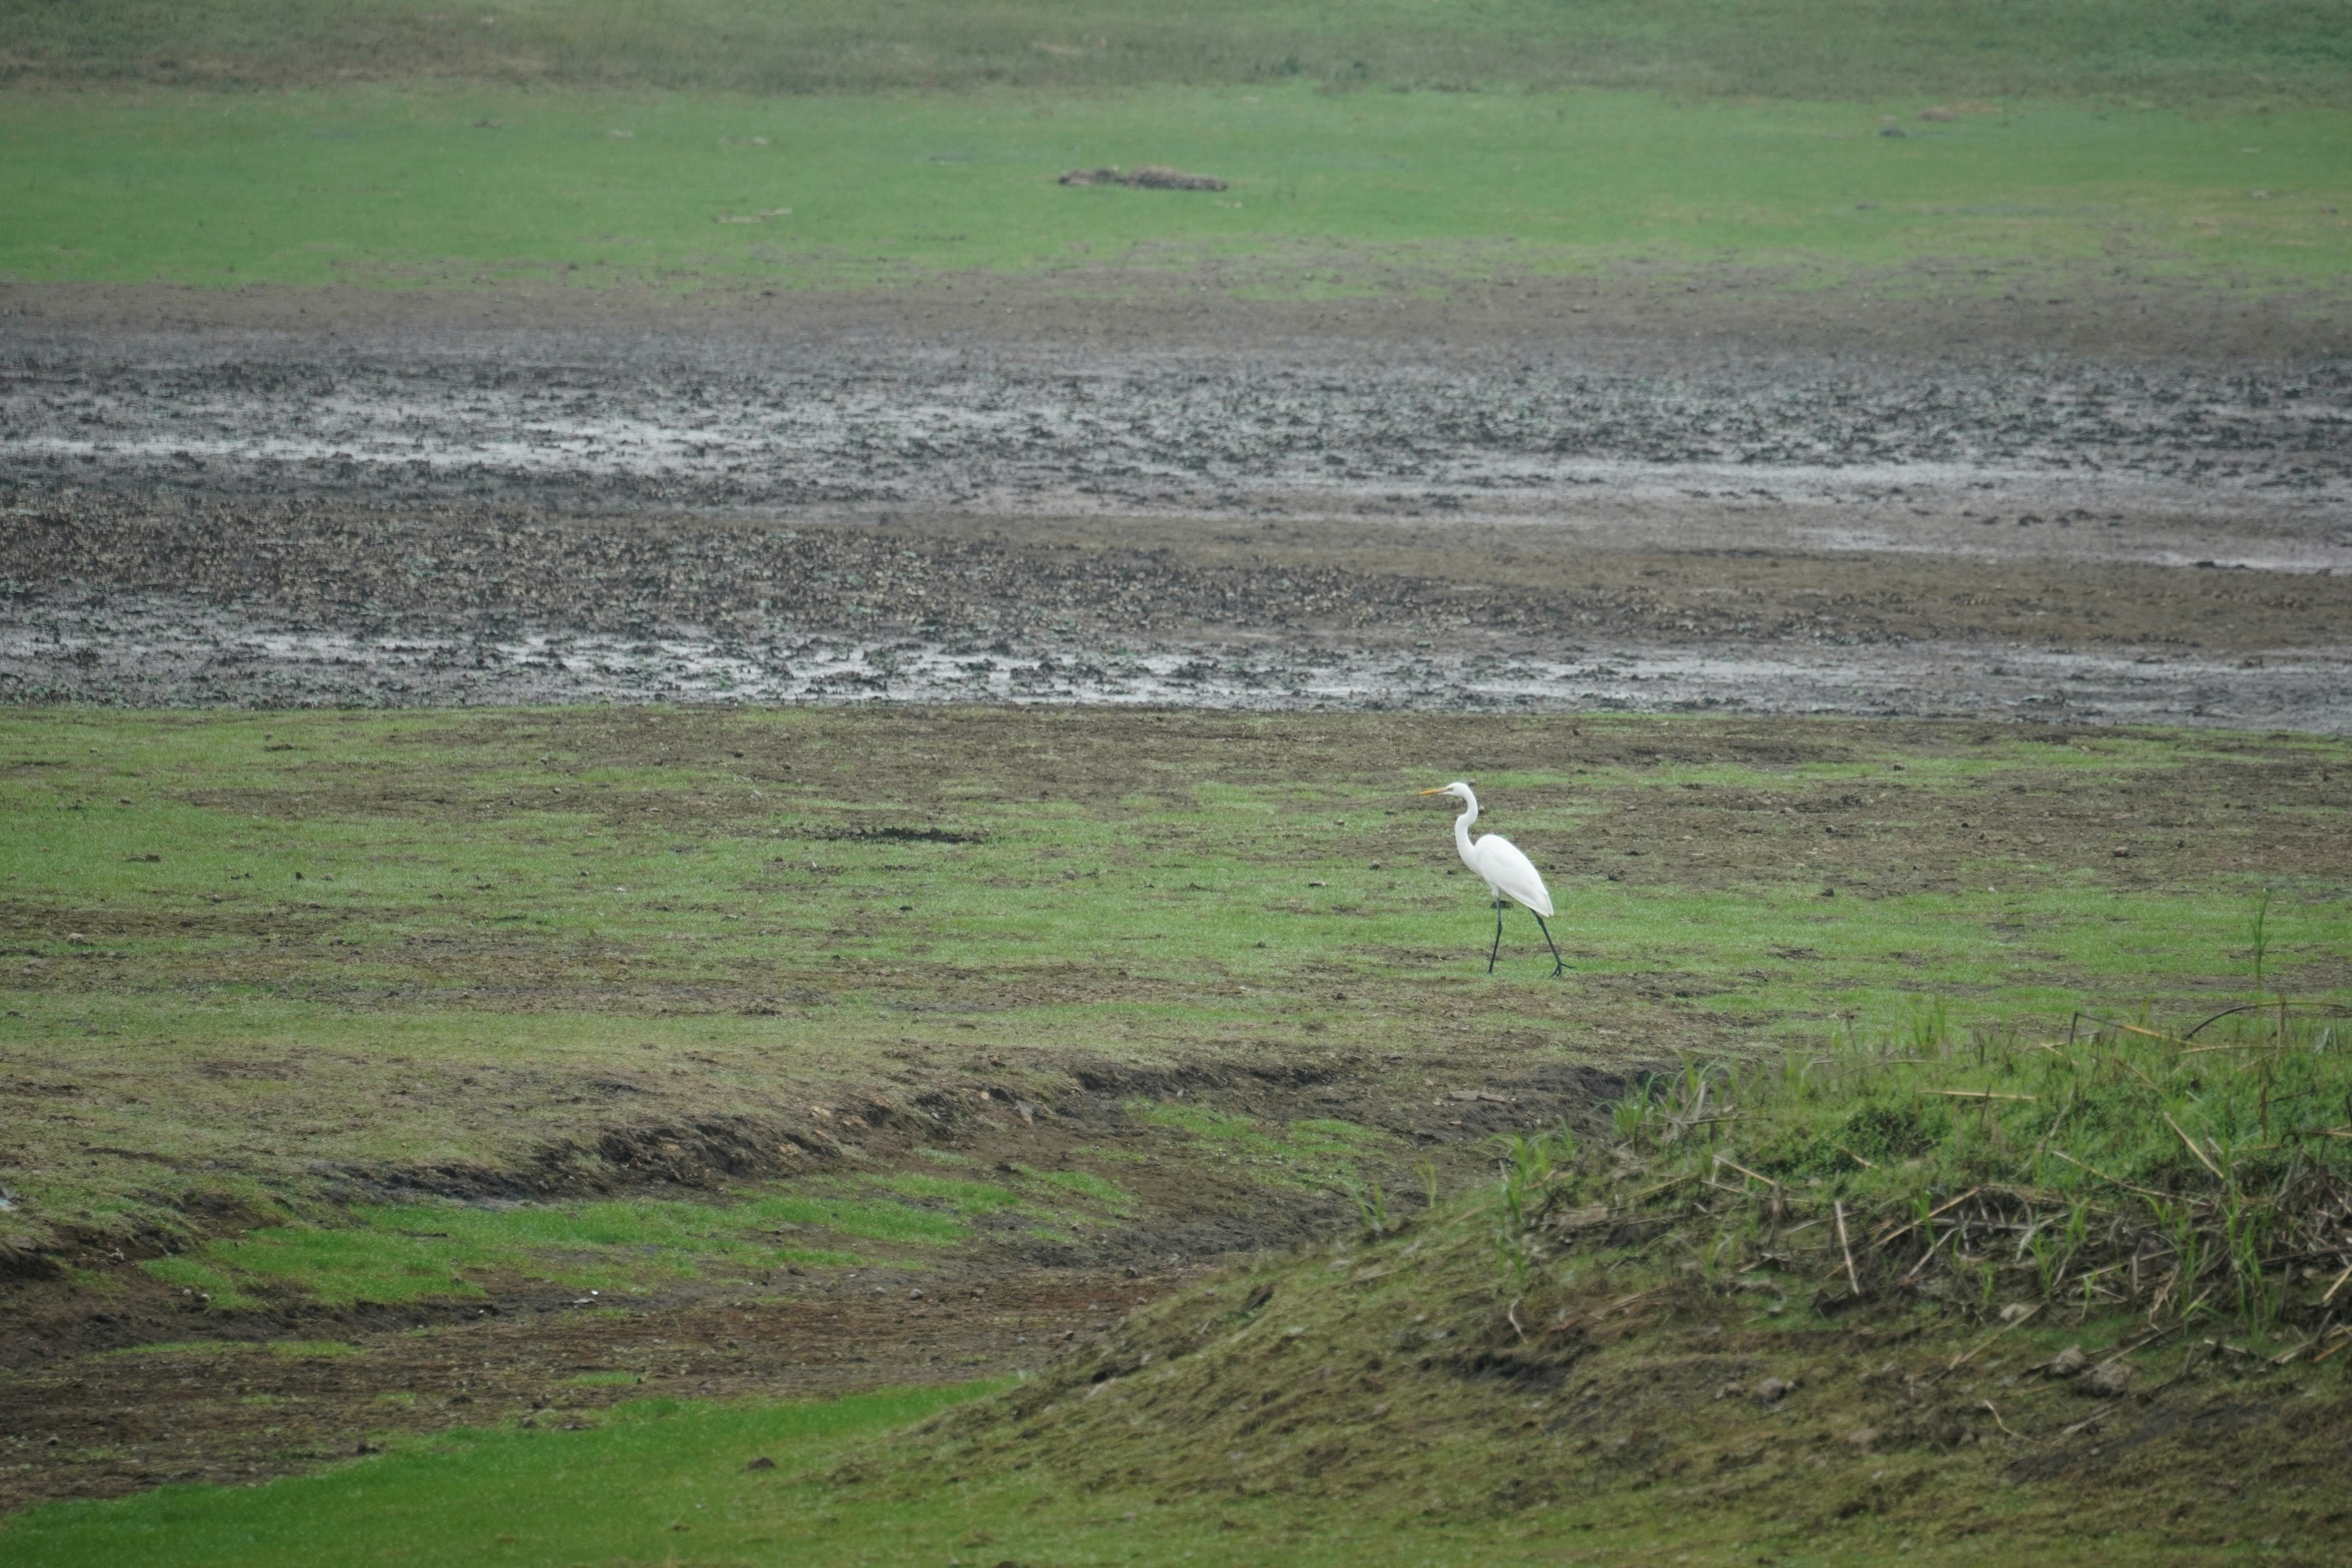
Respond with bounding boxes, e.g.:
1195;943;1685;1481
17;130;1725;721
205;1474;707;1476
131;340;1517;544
875;1172;1024;1215
1569;996;2352;1340
1031;1169;1131;1208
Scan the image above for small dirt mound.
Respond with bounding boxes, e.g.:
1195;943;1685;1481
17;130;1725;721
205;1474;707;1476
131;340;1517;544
1058;165;1227;190
811;825;987;843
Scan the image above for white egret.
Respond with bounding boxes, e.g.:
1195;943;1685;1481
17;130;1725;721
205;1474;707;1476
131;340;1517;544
1418;781;1564;976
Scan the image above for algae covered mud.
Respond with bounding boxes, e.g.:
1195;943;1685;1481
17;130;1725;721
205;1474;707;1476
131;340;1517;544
6;279;2351;727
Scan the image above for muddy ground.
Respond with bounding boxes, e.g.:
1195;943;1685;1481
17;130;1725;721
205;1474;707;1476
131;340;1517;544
4;273;2348;726
4;270;2350;1522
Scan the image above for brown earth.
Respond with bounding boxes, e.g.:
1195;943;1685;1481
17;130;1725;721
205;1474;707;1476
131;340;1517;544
6;262;2348;359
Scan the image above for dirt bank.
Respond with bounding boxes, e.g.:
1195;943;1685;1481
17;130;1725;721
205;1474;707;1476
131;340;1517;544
0;1048;1610;1514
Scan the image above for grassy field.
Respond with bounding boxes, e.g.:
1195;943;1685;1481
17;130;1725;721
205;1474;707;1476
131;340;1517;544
1;710;2346;1550
15;987;2352;1568
3;83;2345;292
0;1374;2248;1568
0;1384;998;1568
6;0;2350;103
4;706;2347;1294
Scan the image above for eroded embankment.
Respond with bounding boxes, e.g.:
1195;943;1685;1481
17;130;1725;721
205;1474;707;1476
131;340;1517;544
891;1059;2352;1561
0;1050;1611;1513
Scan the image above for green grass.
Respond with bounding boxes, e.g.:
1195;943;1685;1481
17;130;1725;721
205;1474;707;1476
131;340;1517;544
117;1166;1139;1311
7;0;2350;103
0;1368;2225;1567
0;1385;998;1568
3;707;2348;1270
1132;1103;1389;1189
15;1047;2352;1568
2;84;2345;291
875;1172;1025;1216
1034;1169;1133;1208
133;1194;902;1310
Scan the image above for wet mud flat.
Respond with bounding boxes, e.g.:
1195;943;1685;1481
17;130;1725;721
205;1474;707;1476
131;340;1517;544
6;494;2351;726
4;278;2350;727
10;576;2352;728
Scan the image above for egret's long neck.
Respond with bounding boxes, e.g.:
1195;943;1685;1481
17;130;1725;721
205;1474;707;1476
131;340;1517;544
1453;793;1479;860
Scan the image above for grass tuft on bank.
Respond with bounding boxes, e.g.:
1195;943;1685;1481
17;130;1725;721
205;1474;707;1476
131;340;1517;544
876;1005;2352;1561
1561;995;2352;1338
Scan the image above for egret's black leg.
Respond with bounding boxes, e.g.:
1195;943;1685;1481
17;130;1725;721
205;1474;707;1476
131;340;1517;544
1488;899;1506;973
1533;913;1567;978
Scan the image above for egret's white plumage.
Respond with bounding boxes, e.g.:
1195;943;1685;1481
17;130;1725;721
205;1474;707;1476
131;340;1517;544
1419;781;1565;976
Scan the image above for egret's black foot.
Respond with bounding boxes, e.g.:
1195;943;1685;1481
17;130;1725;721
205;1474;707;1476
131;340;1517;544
1534;914;1567;979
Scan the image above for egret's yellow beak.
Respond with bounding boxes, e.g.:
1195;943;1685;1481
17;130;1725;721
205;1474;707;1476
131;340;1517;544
1415;788;1447;796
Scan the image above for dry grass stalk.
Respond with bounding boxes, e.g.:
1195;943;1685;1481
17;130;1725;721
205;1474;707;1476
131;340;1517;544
2162;1112;2228;1182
